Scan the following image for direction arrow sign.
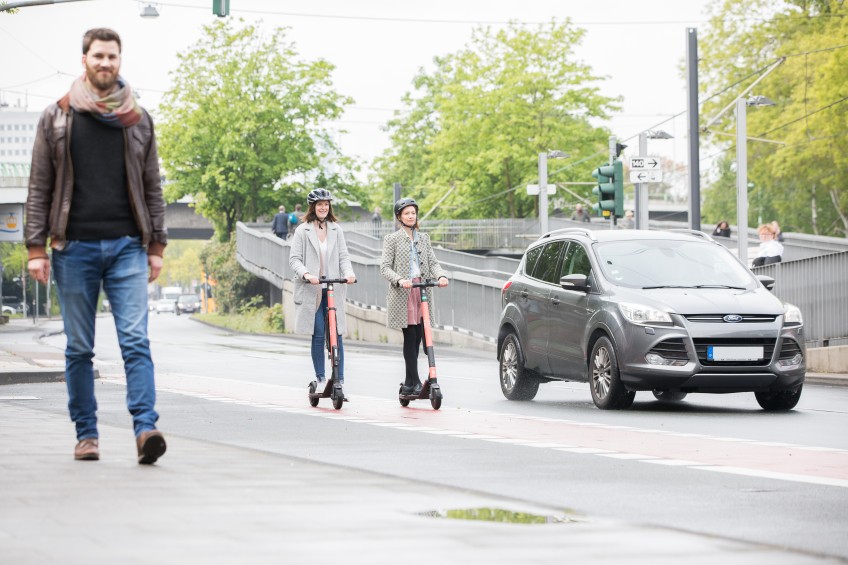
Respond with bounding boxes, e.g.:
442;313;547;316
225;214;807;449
629;170;662;183
526;184;556;195
629;156;662;170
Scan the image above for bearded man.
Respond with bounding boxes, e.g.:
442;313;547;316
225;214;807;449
25;28;168;465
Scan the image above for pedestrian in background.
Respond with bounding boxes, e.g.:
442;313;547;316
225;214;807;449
570;203;591;222
752;223;783;266
771;220;785;243
25;28;167;464
271;205;288;239
618;210;635;229
289;189;356;392
371;206;382;236
380;198;449;396
712;220;731;237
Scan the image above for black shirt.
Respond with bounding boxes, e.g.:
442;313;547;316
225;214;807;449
66;111;139;241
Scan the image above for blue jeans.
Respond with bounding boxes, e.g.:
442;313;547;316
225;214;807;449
312;289;344;383
52;237;158;440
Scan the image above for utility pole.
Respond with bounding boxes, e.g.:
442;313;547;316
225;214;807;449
736;99;749;266
636;133;648;229
538;152;549;235
686;28;701;231
608;136;617;230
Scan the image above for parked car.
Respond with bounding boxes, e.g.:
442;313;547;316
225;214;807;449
155;298;177;315
2;305;14;315
176;294;201;315
497;228;805;411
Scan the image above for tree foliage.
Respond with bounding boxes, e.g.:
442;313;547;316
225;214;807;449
371;21;620;219
700;0;848;236
158;20;356;240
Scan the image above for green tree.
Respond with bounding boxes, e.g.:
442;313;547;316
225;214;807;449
700;0;848;236
158;20;355;240
372;21;620;219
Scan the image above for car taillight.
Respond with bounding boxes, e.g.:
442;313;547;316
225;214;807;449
502;281;512;296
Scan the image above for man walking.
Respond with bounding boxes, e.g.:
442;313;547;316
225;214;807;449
271;205;288;239
25;28;167;465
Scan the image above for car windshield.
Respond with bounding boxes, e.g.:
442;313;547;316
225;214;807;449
178;295;197;304
594;239;756;289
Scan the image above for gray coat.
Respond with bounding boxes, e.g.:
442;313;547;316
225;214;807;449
289;221;355;335
380;229;448;330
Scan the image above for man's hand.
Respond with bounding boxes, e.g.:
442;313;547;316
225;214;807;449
345;275;356;284
148;254;163;282
28;258;50;284
304;274;320;285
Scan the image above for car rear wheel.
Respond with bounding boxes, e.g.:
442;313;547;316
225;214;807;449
755;385;802;411
589;336;635;410
499;333;539;401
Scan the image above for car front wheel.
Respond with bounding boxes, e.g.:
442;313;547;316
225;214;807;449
499;333;539;401
589;336;635;410
755;385;802;411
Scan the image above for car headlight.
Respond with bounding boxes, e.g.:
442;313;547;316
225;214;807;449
618;302;673;325
783;302;803;326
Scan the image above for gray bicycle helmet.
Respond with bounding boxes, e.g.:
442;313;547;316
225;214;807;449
307;188;333;205
394;197;418;217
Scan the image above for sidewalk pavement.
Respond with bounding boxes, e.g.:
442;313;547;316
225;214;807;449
0;318;845;563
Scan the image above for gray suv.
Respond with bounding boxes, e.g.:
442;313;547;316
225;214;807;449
497;229;805;411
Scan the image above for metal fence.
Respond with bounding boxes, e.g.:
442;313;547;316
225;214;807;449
753;250;848;347
237;222;848;346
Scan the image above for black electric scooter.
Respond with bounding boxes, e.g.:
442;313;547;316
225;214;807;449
398;279;443;410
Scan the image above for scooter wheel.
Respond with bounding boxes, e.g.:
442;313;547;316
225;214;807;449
333;391;344;410
430;390;442;410
398;385;410;407
308;382;319;407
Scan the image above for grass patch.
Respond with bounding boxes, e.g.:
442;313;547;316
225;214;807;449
194;304;283;334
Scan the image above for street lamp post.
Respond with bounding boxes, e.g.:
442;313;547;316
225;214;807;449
736;96;775;266
538;150;569;235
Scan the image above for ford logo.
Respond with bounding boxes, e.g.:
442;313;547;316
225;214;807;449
723;314;743;323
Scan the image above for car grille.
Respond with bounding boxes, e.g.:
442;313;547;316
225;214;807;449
684;314;777;323
692;338;776;366
778;339;802;360
648;338;689;361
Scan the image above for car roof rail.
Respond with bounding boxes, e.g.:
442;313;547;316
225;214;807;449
666;229;714;241
541;228;597;241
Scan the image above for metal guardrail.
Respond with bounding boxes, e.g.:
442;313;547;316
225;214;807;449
753;251;848;347
235;222;508;341
237;222;848;347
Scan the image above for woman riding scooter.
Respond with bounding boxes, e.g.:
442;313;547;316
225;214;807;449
380;198;449;396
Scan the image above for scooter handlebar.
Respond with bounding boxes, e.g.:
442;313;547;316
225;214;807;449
411;279;440;288
319;277;355;284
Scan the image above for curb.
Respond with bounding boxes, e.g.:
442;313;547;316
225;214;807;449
805;373;848;387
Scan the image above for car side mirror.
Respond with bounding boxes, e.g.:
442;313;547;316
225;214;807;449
560;274;589;292
757;275;775;292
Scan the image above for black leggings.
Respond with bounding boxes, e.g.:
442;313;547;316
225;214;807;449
401;322;424;386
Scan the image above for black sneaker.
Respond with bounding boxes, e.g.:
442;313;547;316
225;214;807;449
401;382;422;396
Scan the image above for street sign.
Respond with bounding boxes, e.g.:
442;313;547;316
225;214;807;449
526;184;556;195
629;170;662;183
629;156;663;183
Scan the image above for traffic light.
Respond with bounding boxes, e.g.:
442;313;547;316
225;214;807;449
213;0;229;17
592;160;624;218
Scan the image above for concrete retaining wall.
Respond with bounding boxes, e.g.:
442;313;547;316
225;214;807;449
807;345;848;374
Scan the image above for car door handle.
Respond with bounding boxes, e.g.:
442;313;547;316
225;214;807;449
520;290;529;298
550;297;560;305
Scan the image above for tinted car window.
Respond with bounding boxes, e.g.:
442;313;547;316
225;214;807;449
524;244;543;276
595;239;756;289
531;241;565;284
559;242;592;278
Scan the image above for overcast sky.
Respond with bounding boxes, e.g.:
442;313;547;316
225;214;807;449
0;0;715;180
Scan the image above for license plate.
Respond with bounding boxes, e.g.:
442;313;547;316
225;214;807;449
707;346;763;361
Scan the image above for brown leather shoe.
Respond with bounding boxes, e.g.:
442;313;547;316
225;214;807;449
74;438;99;461
136;430;166;465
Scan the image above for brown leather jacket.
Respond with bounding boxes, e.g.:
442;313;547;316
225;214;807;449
25;96;167;260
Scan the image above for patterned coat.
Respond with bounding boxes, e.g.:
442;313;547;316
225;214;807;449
289;221;355;335
380;229;448;330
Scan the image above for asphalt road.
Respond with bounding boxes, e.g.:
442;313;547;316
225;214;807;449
28;313;848;560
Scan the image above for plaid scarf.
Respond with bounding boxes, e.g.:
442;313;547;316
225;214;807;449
68;74;142;128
